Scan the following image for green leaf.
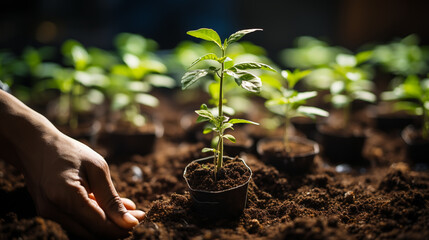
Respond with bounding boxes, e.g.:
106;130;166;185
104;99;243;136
230;62;276;72
336;54;356;67
281;69;311;89
223;134;236;143
187;28;222;49
202;147;217;153
331;94;350;108
226;70;262;93
134;93;159;107
227;29;262;46
181;69;209;89
222;123;234;131
394;101;422;115
330;81;345;94
352;90;376;103
297;106;329;118
195;109;215;121
355;50;373;65
188;53;219;69
203;127;214;134
228;118;259;125
224;57;234;69
265;97;288;106
292;91;317;102
112;93;130;110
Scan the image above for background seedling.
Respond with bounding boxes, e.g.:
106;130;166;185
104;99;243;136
381;74;429;139
328;52;376;128
265;69;328;151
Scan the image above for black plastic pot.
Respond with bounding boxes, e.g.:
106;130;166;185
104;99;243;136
256;136;319;174
99;120;163;156
183;156;252;219
366;105;416;132
291;117;318;140
401;125;429;164
317;124;367;165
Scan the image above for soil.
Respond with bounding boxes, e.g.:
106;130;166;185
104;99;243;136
184;157;251;191
1;91;429;239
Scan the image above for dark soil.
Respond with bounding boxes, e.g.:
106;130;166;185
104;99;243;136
184;157;251;191
1;92;429;239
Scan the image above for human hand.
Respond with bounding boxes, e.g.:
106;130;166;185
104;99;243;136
20;131;145;239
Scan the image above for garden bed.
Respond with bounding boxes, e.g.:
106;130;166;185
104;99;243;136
1;91;429;240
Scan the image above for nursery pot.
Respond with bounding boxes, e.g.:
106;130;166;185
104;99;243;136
401;125;429;164
366;105;416;132
291;117;318;140
317;124;367;165
99;120;163;156
257;136;319;174
183;156;252;219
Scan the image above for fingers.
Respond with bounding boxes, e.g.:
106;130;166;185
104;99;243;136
61;184;132;238
121;197;137;210
84;159;140;229
89;193;137;210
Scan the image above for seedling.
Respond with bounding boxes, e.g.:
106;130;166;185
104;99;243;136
372;35;428;76
328;52;376;128
181;28;275;176
265;69;328;151
381;74;429;139
106;33;175;127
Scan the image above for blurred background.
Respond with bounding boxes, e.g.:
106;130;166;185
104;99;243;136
1;0;429;60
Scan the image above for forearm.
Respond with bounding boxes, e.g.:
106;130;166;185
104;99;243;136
0;91;60;169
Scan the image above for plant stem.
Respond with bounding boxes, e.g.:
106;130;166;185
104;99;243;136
216;48;226;175
284;105;291;153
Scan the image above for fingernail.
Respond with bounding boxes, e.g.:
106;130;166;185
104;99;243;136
123;212;139;226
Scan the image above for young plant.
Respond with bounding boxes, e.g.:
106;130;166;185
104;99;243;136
265;69;328;151
107;33;175;127
328;52;376;128
381;74;429;139
181;28;275;176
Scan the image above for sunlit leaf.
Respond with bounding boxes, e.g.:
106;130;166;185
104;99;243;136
227;29;262;46
187;28;222;48
181;69;209;89
228;118;259;125
135;93;159;107
223;134;236;143
297;106;329;118
188;53;219;69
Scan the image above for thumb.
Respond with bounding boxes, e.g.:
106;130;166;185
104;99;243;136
86;159;140;229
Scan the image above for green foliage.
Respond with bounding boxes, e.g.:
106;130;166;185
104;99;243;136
371;35;429;76
182;28;274;175
264;69;328;150
381;75;429;139
327;52;376;127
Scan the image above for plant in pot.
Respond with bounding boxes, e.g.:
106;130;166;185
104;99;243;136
317;52;376;166
367;36;429;132
381;74;429;164
181;28;275;219
258;69;328;173
38;40;107;141
98;34;174;156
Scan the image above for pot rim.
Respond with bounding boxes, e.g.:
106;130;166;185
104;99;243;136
257;136;320;157
183;156;252;194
